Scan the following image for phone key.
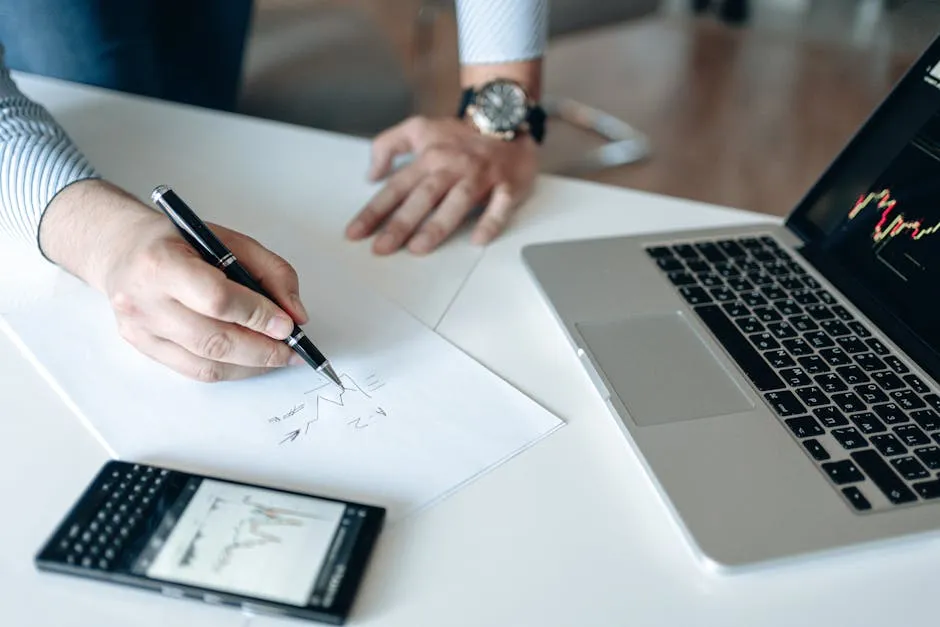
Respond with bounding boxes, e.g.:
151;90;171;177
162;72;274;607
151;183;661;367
842;486;872;511
891;456;930;481
850;449;917;504
821;459;864;484
801;438;830;461
904;374;930;394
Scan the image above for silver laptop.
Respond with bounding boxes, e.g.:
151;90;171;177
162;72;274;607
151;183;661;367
522;36;940;570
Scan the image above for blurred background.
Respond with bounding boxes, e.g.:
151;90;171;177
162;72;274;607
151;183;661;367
238;0;940;219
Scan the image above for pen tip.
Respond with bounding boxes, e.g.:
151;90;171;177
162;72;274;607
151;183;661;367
320;363;343;389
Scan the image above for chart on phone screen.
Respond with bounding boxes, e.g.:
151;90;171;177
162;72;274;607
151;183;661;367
145;479;345;606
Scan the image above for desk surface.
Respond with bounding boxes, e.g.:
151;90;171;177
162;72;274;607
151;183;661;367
2;74;937;627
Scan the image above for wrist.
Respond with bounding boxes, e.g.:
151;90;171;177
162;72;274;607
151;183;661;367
460;59;542;100
39;179;161;291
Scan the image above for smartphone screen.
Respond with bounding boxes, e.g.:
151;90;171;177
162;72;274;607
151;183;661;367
36;462;385;624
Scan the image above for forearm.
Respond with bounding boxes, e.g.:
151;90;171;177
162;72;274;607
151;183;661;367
455;0;547;98
0;45;99;255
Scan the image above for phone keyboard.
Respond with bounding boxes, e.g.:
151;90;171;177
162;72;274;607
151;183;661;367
54;463;169;570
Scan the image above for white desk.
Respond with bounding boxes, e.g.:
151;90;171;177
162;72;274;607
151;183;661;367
2;75;937;627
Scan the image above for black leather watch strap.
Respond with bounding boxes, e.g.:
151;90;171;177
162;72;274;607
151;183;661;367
526;105;546;144
457;87;475;118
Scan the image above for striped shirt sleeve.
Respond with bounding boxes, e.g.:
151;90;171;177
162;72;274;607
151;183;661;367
455;0;548;65
0;44;99;253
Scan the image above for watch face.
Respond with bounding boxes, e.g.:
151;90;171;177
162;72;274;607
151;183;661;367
474;81;528;133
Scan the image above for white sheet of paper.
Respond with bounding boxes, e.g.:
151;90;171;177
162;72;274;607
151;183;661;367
1;252;562;520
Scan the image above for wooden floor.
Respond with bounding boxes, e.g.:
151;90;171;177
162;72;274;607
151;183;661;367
406;5;931;218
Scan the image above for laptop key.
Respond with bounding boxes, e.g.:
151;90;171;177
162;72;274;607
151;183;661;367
767;322;797;340
850;412;887;434
781;367;811;387
679;286;712;305
752;249;775;263
904;374;930;394
802;438;830;461
818;291;837;305
779;277;804;291
855;353;887;372
847;321;871;338
693;305;785;391
790;315;818;332
714;263;740;278
873;403;909;425
694;242;727;263
647;246;672;259
912;479;940;500
925;394;940;412
753;306;782;323
802;276;821;290
668;271;696;286
799;355;830;374
890;390;926;411
750;333;779;351
891;456;930;481
805;331;834;349
820;320;851;337
814;406;849;427
741;292;767;308
698;273;723;288
836;336;868;354
717;240;747;257
795;386;828;407
836;365;868;385
724;301;750;318
870;433;907;457
765;350;796;369
709;287;736;302
726;277;753;292
841;486;872;511
895;424;930;447
747;272;775;286
830;305;854;322
774;299;802;317
805;304;835;320
914;446;940;470
832;427;867;450
687;259;711;274
673;244;700;259
910;409;940;432
822;459;865;484
658;257;684;272
820;347;852;367
736;316;763;334
791;290;819;306
884;356;909;374
761;286;787;301
764;391;806;417
815;373;847;394
851;449;917;504
832;391;866;414
782;338;813;357
785;416;825;438
866;338;891;355
870;371;904;390
854;384;888;405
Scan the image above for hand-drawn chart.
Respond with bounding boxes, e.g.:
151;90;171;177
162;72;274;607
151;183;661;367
270;372;390;445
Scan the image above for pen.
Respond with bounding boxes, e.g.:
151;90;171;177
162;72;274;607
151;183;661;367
150;185;342;388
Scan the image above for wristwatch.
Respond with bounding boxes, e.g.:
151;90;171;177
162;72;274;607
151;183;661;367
457;79;546;144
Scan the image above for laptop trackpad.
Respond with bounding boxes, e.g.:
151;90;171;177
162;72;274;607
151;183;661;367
576;312;753;426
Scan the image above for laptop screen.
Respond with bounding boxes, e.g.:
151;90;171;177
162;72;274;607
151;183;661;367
788;35;940;377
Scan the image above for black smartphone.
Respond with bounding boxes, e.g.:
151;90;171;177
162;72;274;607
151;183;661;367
35;460;385;624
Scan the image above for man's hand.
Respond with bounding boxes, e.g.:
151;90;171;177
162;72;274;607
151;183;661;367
345;116;538;255
40;180;310;382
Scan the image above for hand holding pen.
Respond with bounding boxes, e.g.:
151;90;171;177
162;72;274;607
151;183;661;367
150;186;342;387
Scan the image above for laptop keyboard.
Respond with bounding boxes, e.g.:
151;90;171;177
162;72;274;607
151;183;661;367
646;235;940;513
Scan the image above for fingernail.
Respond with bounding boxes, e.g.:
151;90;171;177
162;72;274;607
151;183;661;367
409;232;433;253
375;232;397;252
290;293;308;321
266;315;293;338
289;353;306;366
347;220;366;239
